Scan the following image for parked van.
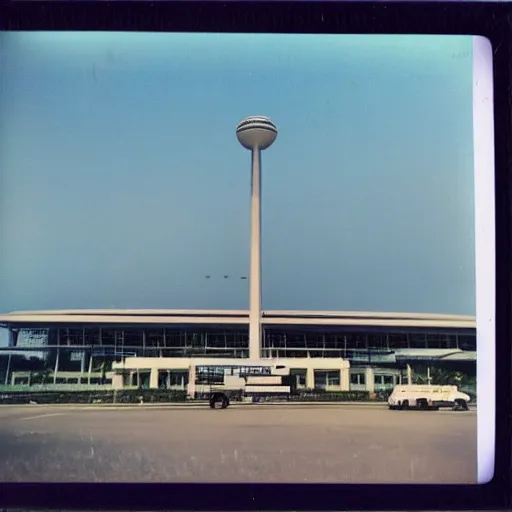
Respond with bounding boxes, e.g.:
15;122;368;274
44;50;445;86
388;384;470;411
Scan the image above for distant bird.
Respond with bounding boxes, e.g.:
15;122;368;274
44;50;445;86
241;276;247;280
205;275;211;279
224;275;229;279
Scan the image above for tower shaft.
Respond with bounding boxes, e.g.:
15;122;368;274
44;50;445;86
249;148;262;360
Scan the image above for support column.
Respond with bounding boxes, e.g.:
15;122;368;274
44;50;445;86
112;373;123;390
341;364;350;391
187;364;196;399
306;367;315;390
4;353;12;385
88;355;93;385
80;350;86;380
53;349;60;385
407;363;412;385
365;367;375;393
150;368;159;389
249;148;262;360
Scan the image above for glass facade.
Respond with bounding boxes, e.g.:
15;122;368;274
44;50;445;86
261;326;473;358
0;323;476;386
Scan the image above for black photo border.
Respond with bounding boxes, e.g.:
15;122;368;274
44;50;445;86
0;1;511;510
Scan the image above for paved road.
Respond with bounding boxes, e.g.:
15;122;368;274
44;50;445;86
0;404;477;483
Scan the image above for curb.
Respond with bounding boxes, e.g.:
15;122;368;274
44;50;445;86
0;401;476;409
0;401;384;407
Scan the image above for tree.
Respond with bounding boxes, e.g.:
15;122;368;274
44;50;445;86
409;365;470;387
429;367;468;386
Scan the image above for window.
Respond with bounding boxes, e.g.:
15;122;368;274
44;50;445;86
368;335;388;350
83;329;100;347
239;366;271;376
350;373;366;385
458;335;476;351
304;334;324;349
282;350;307;358
58;329;84;346
409;333;426;348
327;370;340;386
323;350;343;358
123;329;143;347
426;333;457;349
146;329;165;348
374;375;394;386
226;332;248;348
206;333;226;348
165;330;185;348
100;329;116;347
388;334;409;349
314;370;340;389
345;334;367;350
286;334;306;348
324;334;344;350
265;332;286;348
290;369;307;387
196;366;224;385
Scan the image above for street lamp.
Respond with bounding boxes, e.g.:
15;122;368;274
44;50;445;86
236;116;278;360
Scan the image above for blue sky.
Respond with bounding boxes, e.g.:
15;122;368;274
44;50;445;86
0;32;475;314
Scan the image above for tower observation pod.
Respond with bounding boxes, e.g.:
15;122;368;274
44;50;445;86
236;116;278;360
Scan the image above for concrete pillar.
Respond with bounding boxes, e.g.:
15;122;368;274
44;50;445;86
112;373;123;390
407;364;412;385
53;349;60;384
248;148;262;360
150;368;159;389
365;367;375;393
4;353;12;385
187;365;196;398
88;355;93;385
306;367;315;389
80;350;86;377
340;367;350;391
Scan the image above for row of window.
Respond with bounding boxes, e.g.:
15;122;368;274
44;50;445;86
192;367;397;389
10;327;477;351
263;332;475;350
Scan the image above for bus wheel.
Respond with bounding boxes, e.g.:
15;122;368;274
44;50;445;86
400;400;409;410
417;399;429;410
454;399;469;411
210;393;227;409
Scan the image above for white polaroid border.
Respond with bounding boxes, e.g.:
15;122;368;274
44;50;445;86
473;35;496;484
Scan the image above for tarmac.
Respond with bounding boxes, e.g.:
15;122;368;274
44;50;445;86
0;403;477;484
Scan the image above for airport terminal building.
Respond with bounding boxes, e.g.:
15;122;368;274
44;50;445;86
0;118;478;398
0;309;476;397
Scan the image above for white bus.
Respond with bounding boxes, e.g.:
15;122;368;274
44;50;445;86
202;363;293;409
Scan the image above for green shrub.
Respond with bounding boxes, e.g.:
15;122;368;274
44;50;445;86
0;389;187;405
289;390;371;402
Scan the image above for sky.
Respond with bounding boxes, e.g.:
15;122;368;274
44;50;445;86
0;32;476;315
